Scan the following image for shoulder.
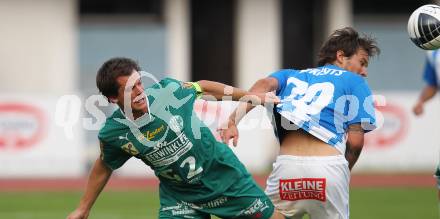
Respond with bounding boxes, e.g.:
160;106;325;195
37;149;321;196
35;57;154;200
270;69;297;76
147;77;185;92
331;70;371;94
347;74;372;96
144;77;179;89
268;69;298;81
346;71;365;81
98;109;126;141
159;77;181;86
341;71;367;86
277;69;297;74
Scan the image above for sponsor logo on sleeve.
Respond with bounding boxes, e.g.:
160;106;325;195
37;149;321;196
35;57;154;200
182;82;194;89
121;142;139;156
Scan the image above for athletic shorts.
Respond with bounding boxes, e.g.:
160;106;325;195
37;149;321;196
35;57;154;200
265;155;350;219
158;176;275;219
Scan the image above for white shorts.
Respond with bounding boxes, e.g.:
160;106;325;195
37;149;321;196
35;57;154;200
265;155;350;219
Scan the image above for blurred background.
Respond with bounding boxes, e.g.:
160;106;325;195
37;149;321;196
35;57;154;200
0;0;439;218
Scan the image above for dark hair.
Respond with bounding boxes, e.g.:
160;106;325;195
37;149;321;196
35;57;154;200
317;27;380;66
96;57;141;98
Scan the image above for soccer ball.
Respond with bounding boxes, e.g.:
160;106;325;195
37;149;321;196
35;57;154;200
408;4;440;50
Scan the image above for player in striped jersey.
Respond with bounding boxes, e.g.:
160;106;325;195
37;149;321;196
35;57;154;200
220;27;380;219
413;50;440;116
412;50;440;217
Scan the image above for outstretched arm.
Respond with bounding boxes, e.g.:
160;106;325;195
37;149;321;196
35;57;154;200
345;124;365;170
413;85;437;116
196;80;279;104
67;152;113;219
219;78;279;146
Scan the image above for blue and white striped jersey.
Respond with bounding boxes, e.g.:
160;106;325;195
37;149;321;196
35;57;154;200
424;50;440;87
269;64;376;154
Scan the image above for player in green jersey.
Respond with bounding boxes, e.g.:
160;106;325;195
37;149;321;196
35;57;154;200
67;57;284;219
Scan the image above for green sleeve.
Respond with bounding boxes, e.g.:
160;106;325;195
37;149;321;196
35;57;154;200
156;78;198;110
165;78;199;99
97;110;134;170
99;140;132;170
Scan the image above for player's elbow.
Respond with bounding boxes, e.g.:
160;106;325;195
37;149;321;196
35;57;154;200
347;135;364;152
251;78;278;92
196;80;214;95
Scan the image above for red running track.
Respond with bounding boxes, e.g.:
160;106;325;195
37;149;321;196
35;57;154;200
0;174;435;191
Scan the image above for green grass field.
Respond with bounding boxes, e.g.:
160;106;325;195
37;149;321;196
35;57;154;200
0;187;437;219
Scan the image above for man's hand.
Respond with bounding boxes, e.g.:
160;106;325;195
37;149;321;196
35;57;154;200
218;120;239;147
66;156;112;219
412;85;437;116
250;92;280;106
196;80;280;104
67;208;89;219
412;102;424;116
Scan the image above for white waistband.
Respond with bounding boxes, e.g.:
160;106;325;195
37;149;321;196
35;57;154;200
276;154;347;164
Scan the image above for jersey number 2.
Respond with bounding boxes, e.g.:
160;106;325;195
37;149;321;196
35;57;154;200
180;156;203;179
160;156;203;181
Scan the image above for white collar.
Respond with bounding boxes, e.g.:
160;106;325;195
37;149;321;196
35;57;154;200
118;96;152;128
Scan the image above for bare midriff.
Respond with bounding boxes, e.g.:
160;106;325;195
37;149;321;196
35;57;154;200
279;129;341;156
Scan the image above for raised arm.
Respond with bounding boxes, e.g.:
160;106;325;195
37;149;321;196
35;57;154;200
67;147;113;219
344;124;365;170
219;77;279;146
226;78;278;124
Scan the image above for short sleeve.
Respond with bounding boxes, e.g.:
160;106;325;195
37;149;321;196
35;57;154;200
268;70;289;95
346;81;376;133
161;78;197;103
423;59;437;87
99;140;132;170
148;78;197;119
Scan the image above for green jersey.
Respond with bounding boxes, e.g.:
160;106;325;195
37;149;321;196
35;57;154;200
98;78;249;203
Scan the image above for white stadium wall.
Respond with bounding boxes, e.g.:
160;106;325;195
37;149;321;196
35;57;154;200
0;0;82;178
0;0;437;178
0;0;77;94
355;91;439;173
0;95;84;178
235;0;281;90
